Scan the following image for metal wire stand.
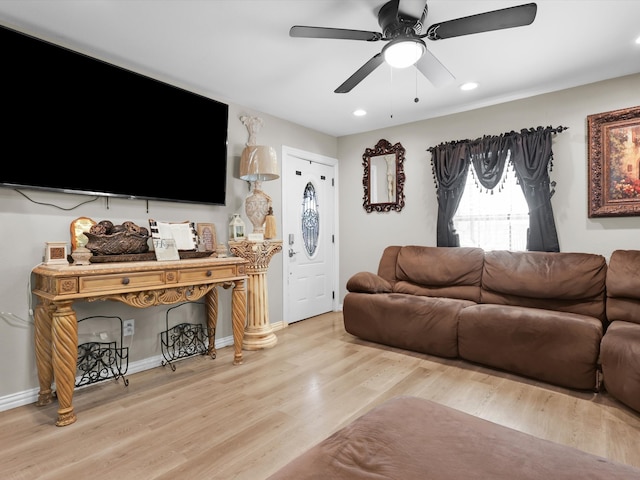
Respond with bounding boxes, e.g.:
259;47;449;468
76;315;129;388
161;302;209;371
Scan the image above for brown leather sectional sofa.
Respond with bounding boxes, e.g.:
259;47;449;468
343;245;640;414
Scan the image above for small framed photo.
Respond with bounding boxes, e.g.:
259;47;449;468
588;105;640;217
45;241;69;265
197;223;217;252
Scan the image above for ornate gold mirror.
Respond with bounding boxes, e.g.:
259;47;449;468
362;139;405;213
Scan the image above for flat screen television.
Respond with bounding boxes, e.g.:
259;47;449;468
0;24;228;205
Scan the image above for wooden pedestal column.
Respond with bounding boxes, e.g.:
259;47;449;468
229;239;282;350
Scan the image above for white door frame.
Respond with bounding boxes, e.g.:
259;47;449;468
281;145;339;326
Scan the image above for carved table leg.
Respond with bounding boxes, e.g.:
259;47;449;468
205;286;219;358
231;279;247;365
51;300;78;427
34;300;55;406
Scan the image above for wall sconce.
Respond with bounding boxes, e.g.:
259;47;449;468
240;144;279;241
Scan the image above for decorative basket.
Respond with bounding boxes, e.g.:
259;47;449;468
84;231;150;256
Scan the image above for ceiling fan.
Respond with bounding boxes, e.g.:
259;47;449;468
290;1;537;93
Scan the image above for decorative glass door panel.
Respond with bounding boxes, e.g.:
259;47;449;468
302;182;319;257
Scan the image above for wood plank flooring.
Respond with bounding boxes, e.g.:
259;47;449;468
1;311;639;479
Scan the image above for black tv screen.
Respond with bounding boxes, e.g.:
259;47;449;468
1;24;228;205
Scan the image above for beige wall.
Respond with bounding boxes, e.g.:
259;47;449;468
337;73;640;302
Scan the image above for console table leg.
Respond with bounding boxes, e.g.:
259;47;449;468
231;279;247;365
205;287;219;358
34;300;55;406
51;300;78;427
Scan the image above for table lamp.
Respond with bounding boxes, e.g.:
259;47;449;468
240;145;279;240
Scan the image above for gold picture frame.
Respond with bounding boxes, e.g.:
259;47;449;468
588;105;640;217
70;216;96;251
196;223;217;252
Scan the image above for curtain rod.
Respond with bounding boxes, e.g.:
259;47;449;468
427;125;569;152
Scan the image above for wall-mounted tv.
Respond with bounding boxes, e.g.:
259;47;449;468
0;24;228;206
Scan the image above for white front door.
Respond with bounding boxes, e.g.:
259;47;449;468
282;146;338;324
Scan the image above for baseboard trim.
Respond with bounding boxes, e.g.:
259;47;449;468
0;333;234;413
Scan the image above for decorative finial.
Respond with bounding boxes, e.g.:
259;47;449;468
240;115;263;146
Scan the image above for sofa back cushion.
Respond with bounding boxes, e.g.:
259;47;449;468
394;246;484;302
481;250;607;321
606;249;640;325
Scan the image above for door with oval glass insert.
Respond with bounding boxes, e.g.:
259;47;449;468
283;147;336;324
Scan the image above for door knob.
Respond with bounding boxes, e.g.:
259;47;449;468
288;248;299;258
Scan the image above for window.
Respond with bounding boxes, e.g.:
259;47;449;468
453;157;529;251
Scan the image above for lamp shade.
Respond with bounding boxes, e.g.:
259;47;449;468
382;38;425;69
240;145;279;182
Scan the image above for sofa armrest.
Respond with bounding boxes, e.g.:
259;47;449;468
346;272;392;293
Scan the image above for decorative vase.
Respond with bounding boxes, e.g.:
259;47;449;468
71;246;93;265
229;214;246;241
216;243;228;258
244;182;271;234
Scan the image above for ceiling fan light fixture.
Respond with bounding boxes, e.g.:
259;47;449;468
383;38;426;69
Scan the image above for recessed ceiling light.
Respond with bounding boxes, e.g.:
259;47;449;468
635;35;640;45
353;109;367;117
460;82;478;91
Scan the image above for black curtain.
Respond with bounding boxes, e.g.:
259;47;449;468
428;126;566;251
430;141;470;247
508;127;560;252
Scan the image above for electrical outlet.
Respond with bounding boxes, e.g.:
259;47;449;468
123;319;135;336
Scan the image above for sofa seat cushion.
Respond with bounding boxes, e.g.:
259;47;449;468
343;292;475;358
600;321;640;413
458;304;603;390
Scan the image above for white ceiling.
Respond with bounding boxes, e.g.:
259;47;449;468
1;1;639;137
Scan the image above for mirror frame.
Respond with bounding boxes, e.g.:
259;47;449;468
362;139;406;213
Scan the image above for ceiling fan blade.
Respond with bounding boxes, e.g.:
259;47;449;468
335;53;385;93
290;26;382;41
426;3;537;40
415;49;455;88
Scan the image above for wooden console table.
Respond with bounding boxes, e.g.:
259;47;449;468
31;256;248;427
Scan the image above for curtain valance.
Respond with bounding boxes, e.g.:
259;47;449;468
428;125;567;251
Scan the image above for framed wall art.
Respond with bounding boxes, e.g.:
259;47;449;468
588;105;640;217
196;223;217;252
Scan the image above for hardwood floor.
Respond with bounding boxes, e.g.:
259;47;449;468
2;311;639;479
